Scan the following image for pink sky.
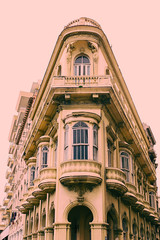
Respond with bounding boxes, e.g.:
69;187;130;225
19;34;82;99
0;0;160;204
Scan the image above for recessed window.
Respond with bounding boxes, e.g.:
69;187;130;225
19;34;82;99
74;55;90;76
41;146;49;168
122;218;128;240
64;125;69;161
93;124;98;161
120;151;134;183
30;166;35;186
149;191;155;208
72;121;88;159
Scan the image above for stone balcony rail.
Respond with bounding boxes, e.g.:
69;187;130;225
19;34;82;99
52;75;112;88
38;167;57;193
106;167;127;196
60;160;102;186
32;178;46;200
122;182;137;204
4;183;10;192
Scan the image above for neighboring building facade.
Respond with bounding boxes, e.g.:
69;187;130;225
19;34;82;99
0;17;160;240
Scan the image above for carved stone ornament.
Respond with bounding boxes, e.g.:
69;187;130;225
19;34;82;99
68;183;94;197
67;43;75;63
88;41;97;53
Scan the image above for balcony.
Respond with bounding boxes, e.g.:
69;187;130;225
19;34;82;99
132;193;145;212
60;160;102;187
3;198;9;206
7;156;14;168
4;183;10;192
32;178;46;200
122;182;137;204
106;167;127;196
52;76;112;88
19;206;29;214
7;191;13;199
38;168;57;193
26;186;39;207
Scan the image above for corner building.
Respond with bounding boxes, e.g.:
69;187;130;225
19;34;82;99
4;18;160;240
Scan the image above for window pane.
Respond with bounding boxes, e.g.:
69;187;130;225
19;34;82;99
85;145;88;159
87;65;90;75
73;130;76;144
77;129;80;143
85;129;88;143
81;129;84;143
83;56;90;63
79;65;81;76
75;56;82;63
83;65;85;75
81;145;84;159
78;145;80;159
74;66;77;76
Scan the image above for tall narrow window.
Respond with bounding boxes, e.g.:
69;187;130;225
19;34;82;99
107;140;112;167
54;140;58;167
140;224;144;240
149;191;155;208
132;222;137;240
74;55;90;76
30;166;35;186
122;218;128;240
93;124;98;161
121;152;130;182
41;146;48;168
131;157;135;184
73;121;88;160
36;148;39;177
64;125;69;161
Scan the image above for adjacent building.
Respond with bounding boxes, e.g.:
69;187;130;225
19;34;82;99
0;17;159;240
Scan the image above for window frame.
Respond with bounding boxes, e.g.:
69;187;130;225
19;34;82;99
41;146;49;169
74;55;90;76
72;121;89;160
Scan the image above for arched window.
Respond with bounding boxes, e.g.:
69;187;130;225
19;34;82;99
41;146;48;168
93;124;98;161
121;152;130;182
132;221;137;240
140;223;144;240
107;140;113;167
64;125;69;161
36;148;39;177
73;121;89;159
74;55;90;76
122;218;128;240
30;166;35;186
120;151;134;183
149;191;155;208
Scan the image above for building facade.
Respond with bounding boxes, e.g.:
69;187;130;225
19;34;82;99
1;17;160;240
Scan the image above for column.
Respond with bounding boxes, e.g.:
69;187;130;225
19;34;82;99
32;206;37;240
44;193;54;240
54;223;70;240
37;200;44;240
90;223;108;240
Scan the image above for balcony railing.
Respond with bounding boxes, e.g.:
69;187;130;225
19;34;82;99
52;76;112;88
38;167;57;193
106;167;127;196
60;160;102;186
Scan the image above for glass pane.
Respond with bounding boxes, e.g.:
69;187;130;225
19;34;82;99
83;65;85;75
85;129;88;143
75;56;83;63
73;146;76;159
87;65;90;75
77;129;80;143
83;56;90;63
81;145;84;159
81;129;84;143
85;145;88;159
73;130;76;144
79;65;81;76
74;66;77;76
78;145;80;159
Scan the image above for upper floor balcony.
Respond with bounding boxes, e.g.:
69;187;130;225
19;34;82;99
51;75;112;88
106;167;127;196
60;160;102;187
38;167;57;193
